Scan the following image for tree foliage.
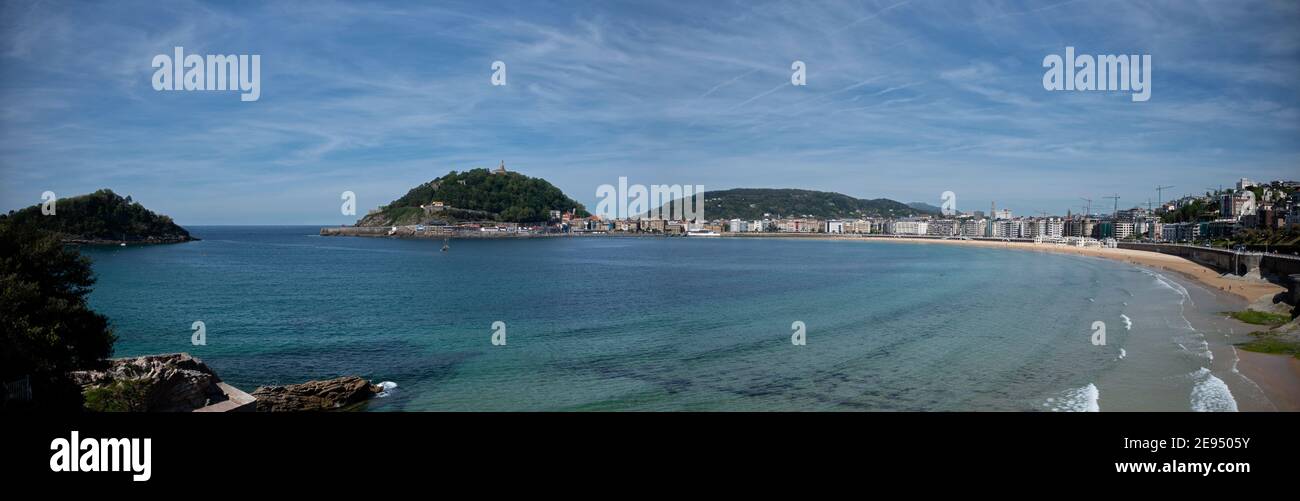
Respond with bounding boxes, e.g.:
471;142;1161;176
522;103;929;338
0;221;115;410
674;188;934;220
2;189;191;242
377;169;588;223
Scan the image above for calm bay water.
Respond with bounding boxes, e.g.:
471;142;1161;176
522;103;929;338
80;226;1265;411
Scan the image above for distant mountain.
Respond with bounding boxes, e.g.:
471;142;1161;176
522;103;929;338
0;189;193;244
654;188;936;220
908;202;942;213
358;167;588;226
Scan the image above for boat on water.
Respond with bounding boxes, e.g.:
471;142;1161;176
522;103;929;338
441;238;449;252
685;229;721;237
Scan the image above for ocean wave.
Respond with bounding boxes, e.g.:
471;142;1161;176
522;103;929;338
1120;314;1132;331
1118;348;1126;360
1189;368;1237;412
376;381;398;398
1047;384;1100;412
1145;270;1194;307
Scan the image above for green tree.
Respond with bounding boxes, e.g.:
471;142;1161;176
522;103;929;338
0;220;115;410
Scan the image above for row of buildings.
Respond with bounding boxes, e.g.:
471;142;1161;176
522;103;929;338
570;178;1300;243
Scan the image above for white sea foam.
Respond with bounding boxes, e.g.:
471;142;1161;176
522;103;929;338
376;381;398;398
1189;368;1237;412
1118;348;1127;360
1146;270;1194;307
1120;314;1132;331
1049;384;1100;412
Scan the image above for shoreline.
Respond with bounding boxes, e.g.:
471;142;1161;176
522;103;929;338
809;235;1298;411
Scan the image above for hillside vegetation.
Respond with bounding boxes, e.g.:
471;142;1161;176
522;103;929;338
359;168;588;225
656;188;936;220
0;189;192;244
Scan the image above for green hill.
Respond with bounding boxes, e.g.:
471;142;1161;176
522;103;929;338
0;189;193;244
655;188;936;220
359;168;588;226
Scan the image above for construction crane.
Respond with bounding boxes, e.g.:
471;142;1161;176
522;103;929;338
1080;197;1092;218
1156;185;1174;206
1102;194;1120;218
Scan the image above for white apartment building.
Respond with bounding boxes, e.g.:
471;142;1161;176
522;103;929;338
825;220;845;234
992;219;1021;238
1113;222;1135;239
1044;218;1064;238
888;220;929;235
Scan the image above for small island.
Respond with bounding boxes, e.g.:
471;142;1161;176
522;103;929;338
0;189;195;245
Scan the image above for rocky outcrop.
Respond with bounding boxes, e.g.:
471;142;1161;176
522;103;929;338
252;376;382;412
71;353;239;412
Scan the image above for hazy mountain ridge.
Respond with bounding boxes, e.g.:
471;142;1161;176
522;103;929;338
656;188;937;220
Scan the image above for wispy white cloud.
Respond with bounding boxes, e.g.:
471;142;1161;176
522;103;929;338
1;0;1298;223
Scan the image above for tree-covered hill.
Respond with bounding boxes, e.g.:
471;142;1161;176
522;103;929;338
655;188;936;220
1;189;193;244
359;168;588;225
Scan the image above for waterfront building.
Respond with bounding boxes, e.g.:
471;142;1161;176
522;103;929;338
1044;218;1064;238
888;219;928;235
1203;219;1239;239
926;219;959;236
1161;222;1200;242
959;218;987;237
1113;222;1135;239
992;219;1021;238
844;219;873;234
777;218;821;233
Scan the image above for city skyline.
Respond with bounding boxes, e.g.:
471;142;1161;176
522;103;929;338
2;0;1299;224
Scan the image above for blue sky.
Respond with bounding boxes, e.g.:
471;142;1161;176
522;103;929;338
1;0;1297;224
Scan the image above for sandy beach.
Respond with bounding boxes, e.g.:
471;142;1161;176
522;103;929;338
843;235;1297;411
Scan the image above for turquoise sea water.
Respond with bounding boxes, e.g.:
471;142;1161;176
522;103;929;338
81;226;1263;411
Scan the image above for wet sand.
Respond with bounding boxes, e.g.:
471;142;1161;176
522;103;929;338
1234;349;1300;411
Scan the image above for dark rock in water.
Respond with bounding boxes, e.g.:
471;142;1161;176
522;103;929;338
71;353;250;412
251;376;382;412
